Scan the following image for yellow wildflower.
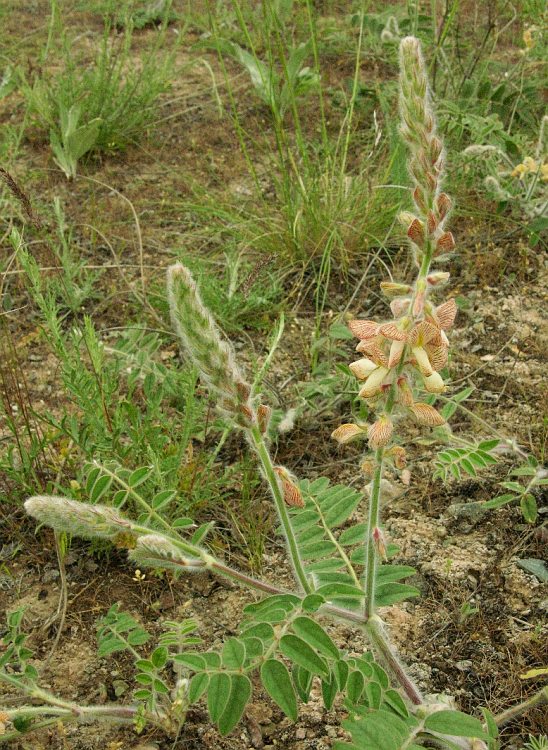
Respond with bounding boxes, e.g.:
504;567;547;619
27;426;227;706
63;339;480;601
523;27;534;49
511;163;527;179
512;157;539;179
523;156;538;172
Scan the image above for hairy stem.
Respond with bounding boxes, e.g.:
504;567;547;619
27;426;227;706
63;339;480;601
493;685;548;727
194;558;366;624
365;615;423;706
364;449;384;618
248;423;311;593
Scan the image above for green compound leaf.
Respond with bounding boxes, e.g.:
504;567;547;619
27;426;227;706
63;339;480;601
96;604;149;657
291;617;340;660
322;673;338;710
207;672;231;723
151;646;168;669
383;689;409;718
244;594;301;615
241;636;264;659
152;489;177;510
334;659;349;691
88;472;112;503
261;659;298;720
301;593;325;612
424;709;489;739
483;493;516;509
191;521;216;545
516;558;548;582
520;493;538;523
134;688;152;700
343;709;416;750
480;708;499;739
135;659;154;673
376;565;416;584
364;680;382;709
128;466;152;488
188;672;209;704
252;608;291;624
240;622;275;643
218;674;252;736
375;582;420;607
153;677;169;694
338;523;368;546
346;670;365;703
221;637;246;669
292;664;313;703
202;652;221;669
315;583;364;600
173;652;207;671
280;634;329;677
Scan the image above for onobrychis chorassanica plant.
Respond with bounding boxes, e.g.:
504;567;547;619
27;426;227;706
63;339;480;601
3;37;547;749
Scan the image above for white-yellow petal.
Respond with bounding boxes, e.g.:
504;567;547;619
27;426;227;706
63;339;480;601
424;371;445;393
411;346;433;376
358;366;389;398
349;358;378;380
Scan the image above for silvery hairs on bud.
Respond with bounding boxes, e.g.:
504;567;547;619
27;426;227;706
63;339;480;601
25;496;132;540
399;36;444;208
129;534;206;572
167;264;252;415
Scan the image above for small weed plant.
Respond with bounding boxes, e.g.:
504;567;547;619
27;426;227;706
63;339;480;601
24;6;177;178
191;0;400;291
2;38;547;749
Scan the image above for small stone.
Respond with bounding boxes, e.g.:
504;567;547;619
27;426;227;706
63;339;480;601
42;568;60;583
455;660;473;672
113;679;129;696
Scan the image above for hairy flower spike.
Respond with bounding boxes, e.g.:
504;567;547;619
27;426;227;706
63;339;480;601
388;446;407;469
399;36;444;210
436;231;456;254
167;264;253;421
427;271;450;286
424;371;445;393
130;535;206;572
396;377;414;407
25;496;132;540
359;366;390;399
436;192;451;220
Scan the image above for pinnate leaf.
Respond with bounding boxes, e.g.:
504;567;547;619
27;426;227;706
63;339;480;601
218;674;252;736
292;617;339;660
424;709;488;739
261;659;298;720
280;634;329;677
207;672;231;722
